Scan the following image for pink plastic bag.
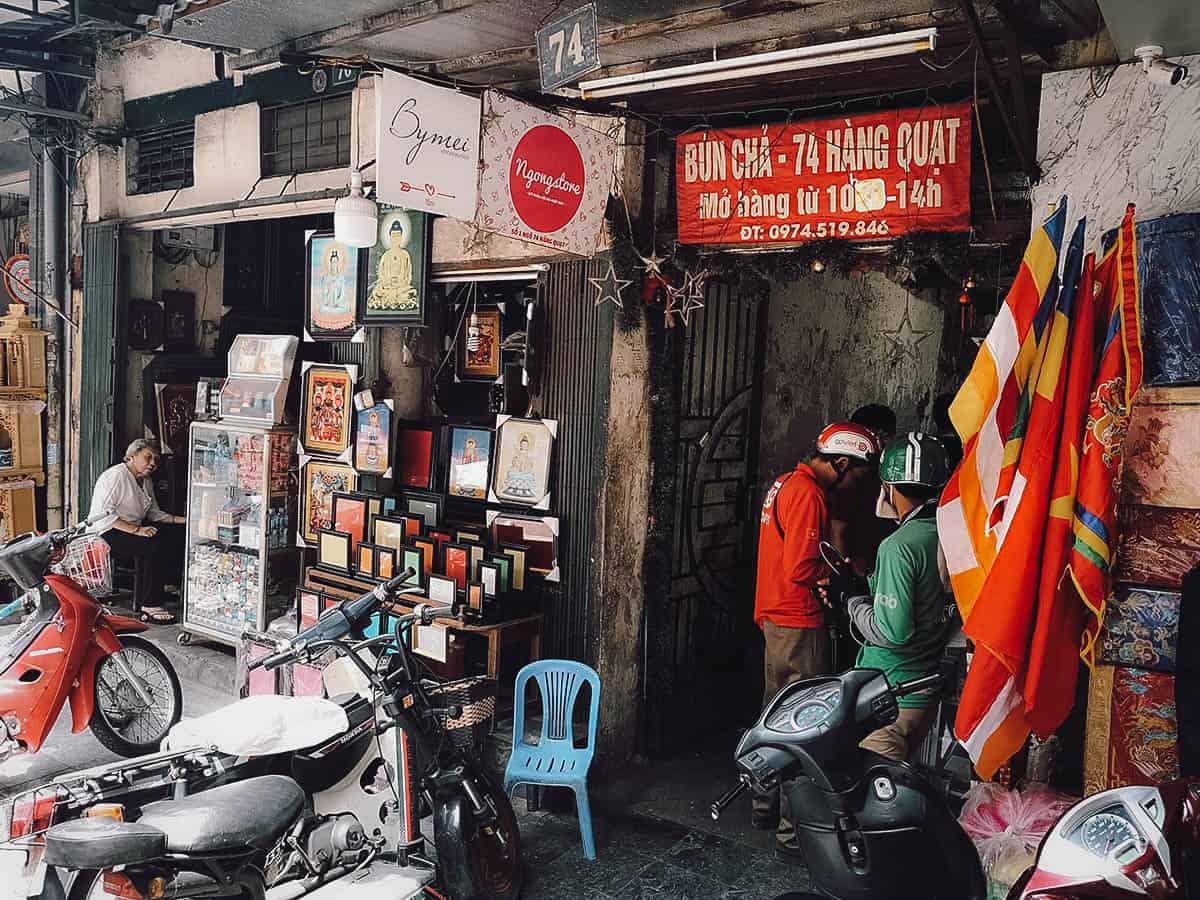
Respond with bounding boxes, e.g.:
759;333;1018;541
958;782;1076;875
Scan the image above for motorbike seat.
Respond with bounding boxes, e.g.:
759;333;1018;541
137;774;304;854
44;818;167;869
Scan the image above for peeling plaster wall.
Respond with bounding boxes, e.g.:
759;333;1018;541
758;271;945;490
1033;56;1200;247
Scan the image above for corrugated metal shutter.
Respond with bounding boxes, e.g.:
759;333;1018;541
536;257;613;662
79;222;119;515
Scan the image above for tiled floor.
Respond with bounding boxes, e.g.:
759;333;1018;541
515;805;813;900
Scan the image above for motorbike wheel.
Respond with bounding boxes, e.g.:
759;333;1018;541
434;778;523;900
88;635;183;758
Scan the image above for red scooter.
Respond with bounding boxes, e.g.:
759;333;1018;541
1009;780;1200;898
0;520;182;760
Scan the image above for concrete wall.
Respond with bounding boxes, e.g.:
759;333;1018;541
757;271;945;490
1033;55;1200;246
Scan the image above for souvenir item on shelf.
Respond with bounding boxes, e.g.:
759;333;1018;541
1122;387;1200;509
161;290;195;352
372;516;407;555
317;529;353;575
412;537;436;580
478;561;499;598
444;543;470;591
155;383;196;456
374;545;397;580
299;459;358;545
465;581;485;620
487;554;511;594
447;425;492;499
357;542;375;577
1098;587;1180;673
456;306;503;381
401;490;443;529
401;514;425;541
127;298;164;350
360;207;432;327
218;335;299;425
489;415;556;509
1084;664;1179;795
305;231;363;341
499;544;528;592
184;422;298;646
354;400;393;476
1116;504;1200;590
298;589;320;629
487;510;560;581
427;574;457;608
300;363;356;456
395;421;438;490
332;492;368;554
400;547;422;588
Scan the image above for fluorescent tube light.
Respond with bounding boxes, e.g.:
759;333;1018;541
579;28;937;99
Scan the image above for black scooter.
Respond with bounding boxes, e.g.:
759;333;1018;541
712;668;986;900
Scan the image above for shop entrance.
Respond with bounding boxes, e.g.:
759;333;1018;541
644;279;768;756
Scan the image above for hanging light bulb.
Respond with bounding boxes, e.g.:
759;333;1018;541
334;170;377;248
465;287;481;354
811;258;826;273
965;274;977;290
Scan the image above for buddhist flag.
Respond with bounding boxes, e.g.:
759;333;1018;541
948;216;1085;777
1071;204;1143;666
937;198;1067;623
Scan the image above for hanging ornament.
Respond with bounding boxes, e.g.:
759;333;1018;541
675;268;708;327
589;259;633;309
810;258;826;274
635;248;667;278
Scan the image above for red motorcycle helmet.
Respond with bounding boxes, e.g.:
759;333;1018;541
815;422;882;464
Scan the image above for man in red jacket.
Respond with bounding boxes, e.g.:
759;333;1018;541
752;421;881;835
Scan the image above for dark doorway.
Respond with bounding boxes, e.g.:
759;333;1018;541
643;279;768;756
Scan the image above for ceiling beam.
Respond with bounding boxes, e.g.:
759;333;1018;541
231;0;486;71
0;53;93;79
0;34;89;55
0;98;87;122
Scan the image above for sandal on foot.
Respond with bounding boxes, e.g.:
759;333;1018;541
139;606;176;625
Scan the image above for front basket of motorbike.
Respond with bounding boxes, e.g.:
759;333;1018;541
427;676;496;756
50;535;113;596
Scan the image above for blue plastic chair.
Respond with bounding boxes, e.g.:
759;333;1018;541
503;660;601;860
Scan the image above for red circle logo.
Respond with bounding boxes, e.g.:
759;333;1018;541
509;125;585;234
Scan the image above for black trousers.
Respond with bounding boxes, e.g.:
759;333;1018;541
102;523;185;608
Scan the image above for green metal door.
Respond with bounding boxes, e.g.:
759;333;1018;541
79;221;119;515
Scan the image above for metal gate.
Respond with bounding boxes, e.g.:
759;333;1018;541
644;278;767;755
78;222;120;514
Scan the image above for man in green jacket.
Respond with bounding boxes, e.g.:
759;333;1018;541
848;432;954;762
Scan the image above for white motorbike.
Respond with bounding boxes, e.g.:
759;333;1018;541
7;573;522;900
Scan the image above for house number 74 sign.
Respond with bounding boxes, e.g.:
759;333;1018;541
536;3;600;91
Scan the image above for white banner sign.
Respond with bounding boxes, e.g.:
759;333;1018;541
376;71;481;222
476;91;616;257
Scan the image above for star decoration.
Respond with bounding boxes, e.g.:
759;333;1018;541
675;268;708;326
480;102;504;132
880;301;935;363
589;260;633;309
636;248;667;278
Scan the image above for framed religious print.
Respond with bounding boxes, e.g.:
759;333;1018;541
395;421;439;490
359;207;432;327
300;460;358;544
443;543;470;591
332;493;368;553
426;574;457;608
455;307;503;381
447;426;492;500
305;231;364;341
316;529;352;575
487;511;560;582
401;490;443;530
489;416;557;509
354;401;393;476
301;364;355;457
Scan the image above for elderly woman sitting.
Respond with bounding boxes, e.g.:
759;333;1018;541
88;438;185;623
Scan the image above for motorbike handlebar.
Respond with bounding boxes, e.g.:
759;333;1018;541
711;775;751;821
893;672;943;698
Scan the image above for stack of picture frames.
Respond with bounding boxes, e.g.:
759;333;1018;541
298;361;359;547
1085;386;1200;794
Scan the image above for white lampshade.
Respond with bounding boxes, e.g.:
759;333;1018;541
334;170;378;248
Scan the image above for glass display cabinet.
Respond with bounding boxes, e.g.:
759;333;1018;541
180;422;297;646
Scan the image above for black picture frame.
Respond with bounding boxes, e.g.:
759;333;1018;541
394;420;441;491
373;544;399;582
161;290;195;353
316;528;353;575
305;230;365;341
399;545;424;589
426;573;457;608
358;206;433;327
445;425;494;501
400;489;444;531
477;560;501;598
454;303;505;383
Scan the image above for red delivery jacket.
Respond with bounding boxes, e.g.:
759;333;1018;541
755;462;829;629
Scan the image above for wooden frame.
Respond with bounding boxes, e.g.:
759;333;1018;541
359;206;432;327
488;416;556;510
300;459;358;545
300;364;354;456
305;230;364;341
455;306;503;381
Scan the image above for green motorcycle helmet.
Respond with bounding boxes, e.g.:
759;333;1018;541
879;432;952;489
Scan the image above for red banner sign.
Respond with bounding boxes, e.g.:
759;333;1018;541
676;101;972;245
